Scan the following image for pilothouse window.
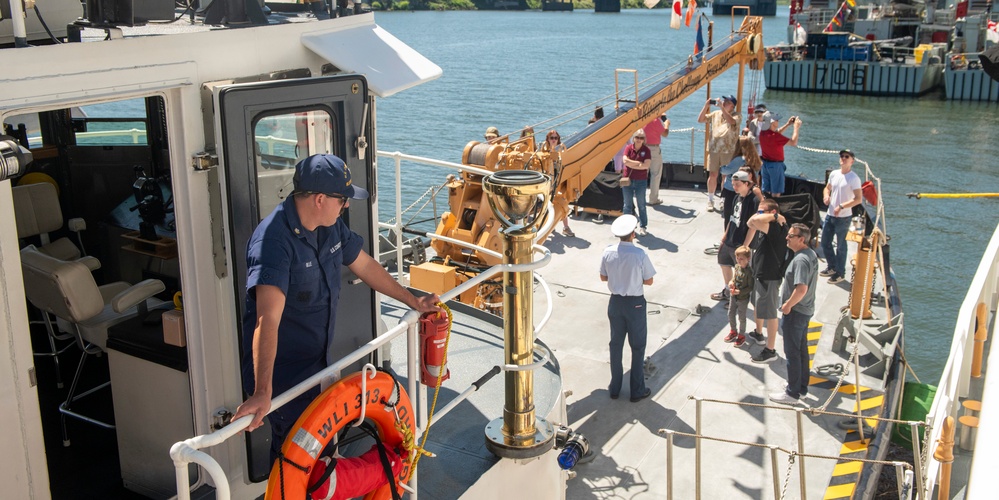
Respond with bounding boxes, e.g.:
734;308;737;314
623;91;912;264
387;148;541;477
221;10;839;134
253;109;336;218
74;99;150;146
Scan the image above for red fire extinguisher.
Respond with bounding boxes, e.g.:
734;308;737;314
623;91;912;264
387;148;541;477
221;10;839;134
419;310;450;386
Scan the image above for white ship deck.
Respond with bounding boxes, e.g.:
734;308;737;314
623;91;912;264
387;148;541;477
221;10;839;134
530;186;899;499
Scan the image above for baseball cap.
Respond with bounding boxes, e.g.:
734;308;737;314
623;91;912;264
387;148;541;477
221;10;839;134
293;154;369;200
484;126;499;139
839;149;855;158
723;95;738;106
611;214;639;237
754;103;767;113
731;171;751;183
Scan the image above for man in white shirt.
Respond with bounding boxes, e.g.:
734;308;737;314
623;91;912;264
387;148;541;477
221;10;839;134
820;149;863;284
599;215;656;402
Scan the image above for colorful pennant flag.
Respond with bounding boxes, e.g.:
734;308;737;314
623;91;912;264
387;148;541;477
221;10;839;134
694;17;705;56
823;0;852;32
685;0;697;27
671;0;682;30
988;20;999;44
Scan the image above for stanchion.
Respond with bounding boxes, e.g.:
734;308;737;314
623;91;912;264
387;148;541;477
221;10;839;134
933;416;955;500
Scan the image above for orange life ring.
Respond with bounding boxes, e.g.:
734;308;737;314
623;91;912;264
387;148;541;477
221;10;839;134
264;371;415;500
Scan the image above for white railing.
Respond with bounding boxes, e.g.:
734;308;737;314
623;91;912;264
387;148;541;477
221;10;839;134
76;128;147;144
922;222;999;498
169;150;557;500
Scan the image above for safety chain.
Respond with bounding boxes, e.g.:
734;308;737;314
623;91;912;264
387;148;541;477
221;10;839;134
918;421;934;493
410;302;453;474
815;335;861;413
661;428;919;466
383;184;446;226
690;395;927;425
793;144;841;155
779;455;795;500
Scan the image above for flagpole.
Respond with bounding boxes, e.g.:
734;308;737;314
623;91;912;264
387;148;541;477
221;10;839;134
702;12;712;170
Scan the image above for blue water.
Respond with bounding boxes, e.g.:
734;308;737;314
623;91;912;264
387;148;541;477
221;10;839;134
374;8;999;384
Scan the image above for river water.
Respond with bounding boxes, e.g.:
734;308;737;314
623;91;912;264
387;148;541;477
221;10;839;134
373;8;999;384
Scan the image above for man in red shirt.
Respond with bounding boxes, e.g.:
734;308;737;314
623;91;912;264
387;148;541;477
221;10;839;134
758;111;801;198
643;113;670;205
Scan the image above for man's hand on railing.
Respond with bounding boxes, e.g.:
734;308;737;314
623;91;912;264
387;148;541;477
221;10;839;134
231;392;272;432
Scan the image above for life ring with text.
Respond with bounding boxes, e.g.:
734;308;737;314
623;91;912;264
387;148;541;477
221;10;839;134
264;371;415;500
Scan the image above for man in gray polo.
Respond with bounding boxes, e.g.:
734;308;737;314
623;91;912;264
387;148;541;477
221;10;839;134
770;223;819;406
600;215;656;402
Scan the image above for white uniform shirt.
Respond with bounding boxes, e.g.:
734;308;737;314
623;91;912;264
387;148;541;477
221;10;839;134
600;242;656;296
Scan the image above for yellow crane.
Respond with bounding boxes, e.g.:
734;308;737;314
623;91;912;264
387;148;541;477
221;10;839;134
415;15;765;312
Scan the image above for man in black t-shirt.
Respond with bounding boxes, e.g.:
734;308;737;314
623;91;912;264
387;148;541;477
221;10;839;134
711;171;759;301
746;198;788;364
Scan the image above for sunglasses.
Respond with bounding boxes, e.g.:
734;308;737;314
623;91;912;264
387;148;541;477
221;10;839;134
840;154;852;159
787;232;804;238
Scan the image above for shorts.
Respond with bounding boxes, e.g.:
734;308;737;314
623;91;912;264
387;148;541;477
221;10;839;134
706;150;734;173
753;279;780;319
717;243;737;267
761;160;786;195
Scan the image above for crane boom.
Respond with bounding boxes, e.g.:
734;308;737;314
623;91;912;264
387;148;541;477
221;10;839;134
417;16;765;312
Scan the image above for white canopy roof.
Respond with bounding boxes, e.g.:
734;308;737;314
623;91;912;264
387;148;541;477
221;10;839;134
302;18;442;98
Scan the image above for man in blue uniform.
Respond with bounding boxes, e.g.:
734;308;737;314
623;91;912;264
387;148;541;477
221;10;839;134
232;154;441;459
600;214;656;402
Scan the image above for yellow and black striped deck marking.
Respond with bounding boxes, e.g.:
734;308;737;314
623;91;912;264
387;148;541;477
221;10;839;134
803;319;887;500
807;321;822;368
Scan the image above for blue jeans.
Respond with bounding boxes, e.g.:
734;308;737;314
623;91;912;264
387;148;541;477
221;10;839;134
622;179;648;228
761;160;786;195
608;295;648;398
781;310;811;399
820;215;851;276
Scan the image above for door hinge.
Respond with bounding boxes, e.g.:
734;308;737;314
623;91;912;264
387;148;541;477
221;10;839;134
192;152;219;171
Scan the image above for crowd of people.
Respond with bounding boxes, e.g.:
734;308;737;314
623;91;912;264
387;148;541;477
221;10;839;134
593;98;864;406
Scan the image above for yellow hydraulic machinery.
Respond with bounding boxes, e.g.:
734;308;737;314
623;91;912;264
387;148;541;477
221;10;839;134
415;16;766;312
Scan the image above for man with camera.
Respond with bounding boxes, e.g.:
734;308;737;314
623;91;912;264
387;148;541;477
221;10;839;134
759;111;802;198
697;95;741;213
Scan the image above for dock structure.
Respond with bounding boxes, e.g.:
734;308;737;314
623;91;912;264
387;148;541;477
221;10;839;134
542;0;574;11
594;0;620;13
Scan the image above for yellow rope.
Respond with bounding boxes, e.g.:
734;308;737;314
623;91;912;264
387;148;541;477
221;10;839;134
410;302;453;473
908;192;999;199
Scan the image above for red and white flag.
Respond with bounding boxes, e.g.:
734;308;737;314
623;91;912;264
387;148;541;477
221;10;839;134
685;0;697;27
671;0;682;29
988;20;999;44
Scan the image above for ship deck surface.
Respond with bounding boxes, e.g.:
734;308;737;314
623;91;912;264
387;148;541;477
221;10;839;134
549;188;893;499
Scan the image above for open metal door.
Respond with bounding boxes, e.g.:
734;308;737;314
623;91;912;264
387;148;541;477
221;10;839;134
212;75;375;481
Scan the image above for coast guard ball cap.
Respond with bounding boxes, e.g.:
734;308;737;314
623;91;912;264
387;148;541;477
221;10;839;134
611;214;639;237
839;149;855;158
293;154;369;200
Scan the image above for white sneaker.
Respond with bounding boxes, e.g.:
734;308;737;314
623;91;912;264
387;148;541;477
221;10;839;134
706;201;716;212
769;391;799;406
637;227;648;236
